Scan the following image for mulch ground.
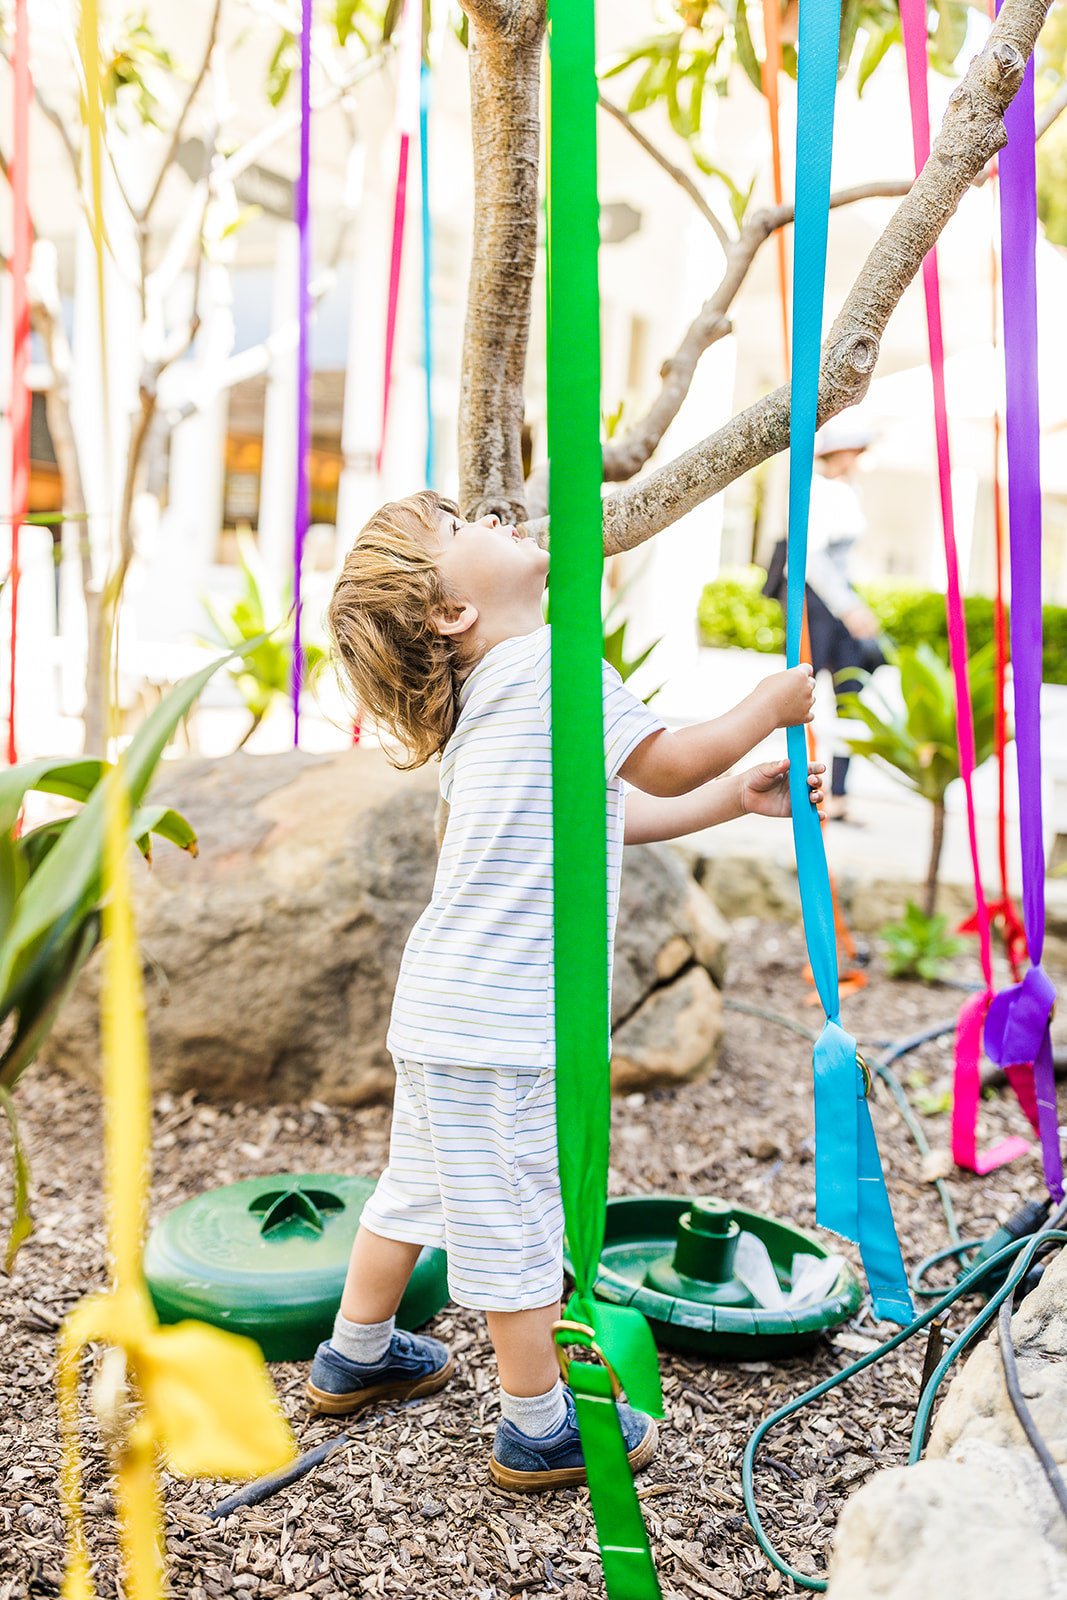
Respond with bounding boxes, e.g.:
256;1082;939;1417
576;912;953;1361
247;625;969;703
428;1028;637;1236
2;919;1062;1600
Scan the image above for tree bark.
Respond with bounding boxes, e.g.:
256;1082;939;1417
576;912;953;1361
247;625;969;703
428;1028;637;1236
458;1;546;522
925;799;947;918
519;0;1050;555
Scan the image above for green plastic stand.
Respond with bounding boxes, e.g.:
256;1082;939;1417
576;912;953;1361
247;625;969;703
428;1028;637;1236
145;1172;449;1362
565;1195;862;1359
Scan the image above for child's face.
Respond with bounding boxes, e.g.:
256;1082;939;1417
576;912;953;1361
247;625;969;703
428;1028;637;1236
431;508;549;615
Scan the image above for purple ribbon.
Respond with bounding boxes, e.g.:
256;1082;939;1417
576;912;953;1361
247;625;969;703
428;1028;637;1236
993;18;1064;1202
291;0;313;746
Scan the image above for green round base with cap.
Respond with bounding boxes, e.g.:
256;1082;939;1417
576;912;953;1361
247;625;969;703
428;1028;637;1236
145;1173;449;1363
564;1195;862;1359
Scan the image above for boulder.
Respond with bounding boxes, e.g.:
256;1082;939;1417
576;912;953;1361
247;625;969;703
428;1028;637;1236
826;1246;1067;1599
43;749;727;1103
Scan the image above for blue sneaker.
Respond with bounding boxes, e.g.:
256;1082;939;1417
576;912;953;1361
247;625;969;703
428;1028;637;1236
490;1386;658;1491
306;1330;455;1417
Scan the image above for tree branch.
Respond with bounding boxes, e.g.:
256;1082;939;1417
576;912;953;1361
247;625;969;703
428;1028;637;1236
214;48;387;190
598;93;732;254
522;0;1050;555
26;77;81;182
1037;74;1067;137
579;46;1067;505
139;0;225;224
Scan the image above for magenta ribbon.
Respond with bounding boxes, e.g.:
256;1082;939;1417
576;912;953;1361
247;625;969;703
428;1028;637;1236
988;13;1063;1202
291;0;312;746
899;0;1032;1175
6;0;30;767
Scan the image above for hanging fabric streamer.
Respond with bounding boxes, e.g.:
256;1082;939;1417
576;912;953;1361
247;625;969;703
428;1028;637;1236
290;0;312;746
546;2;664;1595
898;0;1031;1176
419;55;434;488
959;162;1027;978
986;10;1064;1203
786;0;911;1324
58;15;294;1597
6;0;31;767
760;0;790;373
377;0;421;476
760;3;865;999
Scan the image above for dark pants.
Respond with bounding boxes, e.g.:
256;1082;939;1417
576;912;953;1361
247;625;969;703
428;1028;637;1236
764;551;884;799
806;590;885;797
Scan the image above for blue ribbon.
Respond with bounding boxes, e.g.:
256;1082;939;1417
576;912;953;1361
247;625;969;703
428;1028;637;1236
419;59;435;489
787;0;912;1325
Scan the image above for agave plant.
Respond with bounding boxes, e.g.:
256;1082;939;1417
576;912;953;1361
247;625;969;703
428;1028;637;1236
837;641;997;916
202;532;325;750
0;649;242;1267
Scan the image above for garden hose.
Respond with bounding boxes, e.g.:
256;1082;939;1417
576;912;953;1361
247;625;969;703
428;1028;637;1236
741;1213;1067;1592
997;1264;1067;1521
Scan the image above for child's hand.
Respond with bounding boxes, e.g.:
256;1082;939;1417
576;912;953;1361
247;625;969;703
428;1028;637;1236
739;759;825;819
758;664;817;729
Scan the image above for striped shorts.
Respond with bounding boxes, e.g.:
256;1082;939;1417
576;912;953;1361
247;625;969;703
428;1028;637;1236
359;1057;565;1312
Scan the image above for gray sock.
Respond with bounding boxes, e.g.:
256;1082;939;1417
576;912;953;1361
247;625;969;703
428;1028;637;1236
500;1380;568;1439
331;1311;394;1365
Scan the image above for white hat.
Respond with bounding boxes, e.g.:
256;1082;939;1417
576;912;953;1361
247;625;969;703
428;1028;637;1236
813;410;874;456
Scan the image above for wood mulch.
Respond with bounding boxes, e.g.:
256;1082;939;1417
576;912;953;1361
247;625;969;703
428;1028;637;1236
1;919;1061;1600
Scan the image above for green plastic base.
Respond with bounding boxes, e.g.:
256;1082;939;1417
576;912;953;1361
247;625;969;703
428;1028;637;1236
145;1172;449;1363
564;1196;862;1358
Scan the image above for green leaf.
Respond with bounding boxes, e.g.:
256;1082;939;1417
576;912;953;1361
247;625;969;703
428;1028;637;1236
931;0;969;72
730;0;764;94
0;646;252;1003
857;20;900;96
838;0;863;76
266;29;297;108
1;1086;33;1270
0;758;109;836
131;806;199;863
0;916;100;1095
382;0;402;43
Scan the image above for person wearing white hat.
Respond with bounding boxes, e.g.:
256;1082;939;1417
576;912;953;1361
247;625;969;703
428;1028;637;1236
763;407;885;821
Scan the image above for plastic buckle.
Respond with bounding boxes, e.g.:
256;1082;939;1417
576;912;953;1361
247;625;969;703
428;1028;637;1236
857;1052;872;1098
551;1319;623;1399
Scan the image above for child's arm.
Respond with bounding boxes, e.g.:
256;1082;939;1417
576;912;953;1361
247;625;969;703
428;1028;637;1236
624;758;825;845
618;666;816;798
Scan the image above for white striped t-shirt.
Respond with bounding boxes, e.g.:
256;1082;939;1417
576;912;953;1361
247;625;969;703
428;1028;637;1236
387;624;664;1068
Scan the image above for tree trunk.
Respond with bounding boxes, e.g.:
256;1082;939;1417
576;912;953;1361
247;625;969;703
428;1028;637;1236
458;2;546;522
925;800;946;918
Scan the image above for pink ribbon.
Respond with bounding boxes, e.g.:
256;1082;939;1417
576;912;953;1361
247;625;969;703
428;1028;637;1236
377;0;422;475
899;0;1032;1174
7;0;30;766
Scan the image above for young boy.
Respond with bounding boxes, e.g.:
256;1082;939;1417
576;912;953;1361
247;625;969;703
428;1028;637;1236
311;492;821;1490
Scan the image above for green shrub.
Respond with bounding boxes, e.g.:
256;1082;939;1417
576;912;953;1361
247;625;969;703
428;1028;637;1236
696;567;785;654
881;901;967;983
696;570;1067;685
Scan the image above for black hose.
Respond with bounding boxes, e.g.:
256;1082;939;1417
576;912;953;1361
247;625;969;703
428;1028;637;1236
209;1432;352;1519
997;1263;1067;1521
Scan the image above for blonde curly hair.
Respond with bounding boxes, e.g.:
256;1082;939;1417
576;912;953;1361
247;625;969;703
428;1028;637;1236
326;491;470;769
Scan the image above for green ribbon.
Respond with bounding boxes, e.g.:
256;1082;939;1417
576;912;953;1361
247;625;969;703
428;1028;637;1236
546;4;662;1596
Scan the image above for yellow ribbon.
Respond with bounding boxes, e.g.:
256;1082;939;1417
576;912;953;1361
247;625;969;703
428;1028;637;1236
59;13;297;1596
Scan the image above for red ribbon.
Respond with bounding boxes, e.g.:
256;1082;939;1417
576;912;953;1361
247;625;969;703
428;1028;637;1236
7;0;31;767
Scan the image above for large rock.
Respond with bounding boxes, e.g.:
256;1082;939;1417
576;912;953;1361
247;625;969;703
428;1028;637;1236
43;749;727;1103
826;1246;1067;1600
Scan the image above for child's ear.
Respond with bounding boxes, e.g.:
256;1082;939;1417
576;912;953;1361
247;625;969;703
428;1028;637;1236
432;601;479;638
